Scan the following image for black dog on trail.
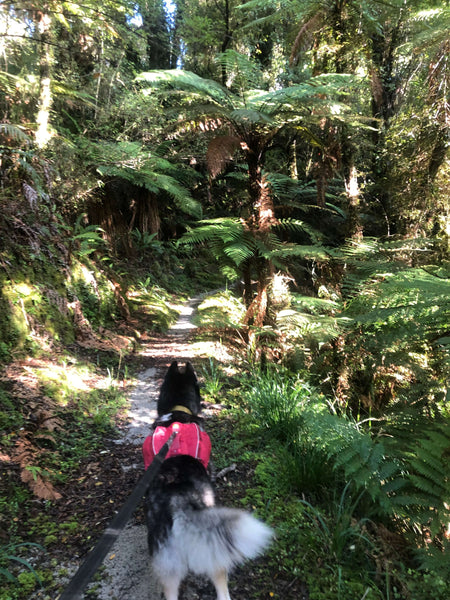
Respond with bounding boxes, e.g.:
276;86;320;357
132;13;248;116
142;361;273;600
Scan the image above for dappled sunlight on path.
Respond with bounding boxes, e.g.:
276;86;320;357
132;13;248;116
92;295;223;600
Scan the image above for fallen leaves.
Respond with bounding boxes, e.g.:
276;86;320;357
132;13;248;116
21;467;62;501
2;365;67;501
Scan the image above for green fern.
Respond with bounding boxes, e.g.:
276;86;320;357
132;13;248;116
179;218;260;281
137;69;233;108
137;67;365;136
216;49;264;94
89;140;202;218
0;123;30;146
304;238;450;412
344;267;450;357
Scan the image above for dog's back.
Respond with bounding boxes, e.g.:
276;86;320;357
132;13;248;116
145;455;215;555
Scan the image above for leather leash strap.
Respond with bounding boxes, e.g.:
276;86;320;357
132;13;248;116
58;431;177;600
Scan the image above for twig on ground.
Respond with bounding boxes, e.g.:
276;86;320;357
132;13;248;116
215;463;237;479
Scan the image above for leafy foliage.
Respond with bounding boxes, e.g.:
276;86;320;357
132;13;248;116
241;367;450;579
91;141;202;218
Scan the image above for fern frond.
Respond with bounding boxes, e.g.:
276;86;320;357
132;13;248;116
265;172;299;197
52;82;95;107
345;268;450;344
216;49;264;93
291;294;341;314
179;218;244;246
0;71;32;95
136;69;233;107
230;107;274;125
273;218;324;243
91;140;202;217
269;243;331;262
0;123;30;145
222;239;256;265
206;135;241;178
179;218;260;267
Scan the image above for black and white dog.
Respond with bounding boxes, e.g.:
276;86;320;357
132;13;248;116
143;361;273;600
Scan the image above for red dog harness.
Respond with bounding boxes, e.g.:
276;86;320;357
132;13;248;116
142;422;211;470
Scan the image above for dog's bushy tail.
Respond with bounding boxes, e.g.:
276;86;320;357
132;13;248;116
158;506;273;578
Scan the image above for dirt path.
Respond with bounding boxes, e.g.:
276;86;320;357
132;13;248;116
88;297;219;600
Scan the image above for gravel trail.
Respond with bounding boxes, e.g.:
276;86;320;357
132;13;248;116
88;297;212;600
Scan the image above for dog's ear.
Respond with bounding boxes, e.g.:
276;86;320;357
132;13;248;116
185;362;196;378
168;360;179;373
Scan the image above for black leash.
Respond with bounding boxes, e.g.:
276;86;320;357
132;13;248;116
57;431;177;600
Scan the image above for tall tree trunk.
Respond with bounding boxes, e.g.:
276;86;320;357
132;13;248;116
221;0;232;86
368;11;407;235
345;164;363;240
143;0;171;69
289;139;298;180
244;146;278;327
35;6;53;148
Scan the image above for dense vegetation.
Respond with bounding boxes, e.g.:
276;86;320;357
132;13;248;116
0;1;449;599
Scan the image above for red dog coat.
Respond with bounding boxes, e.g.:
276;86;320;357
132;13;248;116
142;422;211;470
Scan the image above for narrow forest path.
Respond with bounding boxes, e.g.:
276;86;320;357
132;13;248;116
86;296;221;600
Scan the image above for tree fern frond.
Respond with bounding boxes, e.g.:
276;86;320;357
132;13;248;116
276;309;346;345
380;475;405;494
225;171;248;182
96;162;201;218
291;294;341;314
408;475;444;498
52;82;96;107
216;49;264;93
0;70;32;95
230;108;274;125
345;268;450;343
269;243;331;262
0;123;30;145
222;239;256;265
273;218;324;243
265;172;306;203
248;74;360;118
206;135;241;178
150;173;202;218
178;218;261;267
179;218;244;245
136;69;233;107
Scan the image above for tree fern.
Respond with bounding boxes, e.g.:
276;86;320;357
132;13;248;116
277;308;345;348
90;140;202;218
0;123;30;145
345;267;450;349
137;69;233;108
179;217;281;277
273;218;324;243
305;237;450;411
383;422;450;532
136;66;372;324
216;49;264;94
137;68;364;135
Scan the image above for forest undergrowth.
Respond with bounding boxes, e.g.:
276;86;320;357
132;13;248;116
0;207;449;600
